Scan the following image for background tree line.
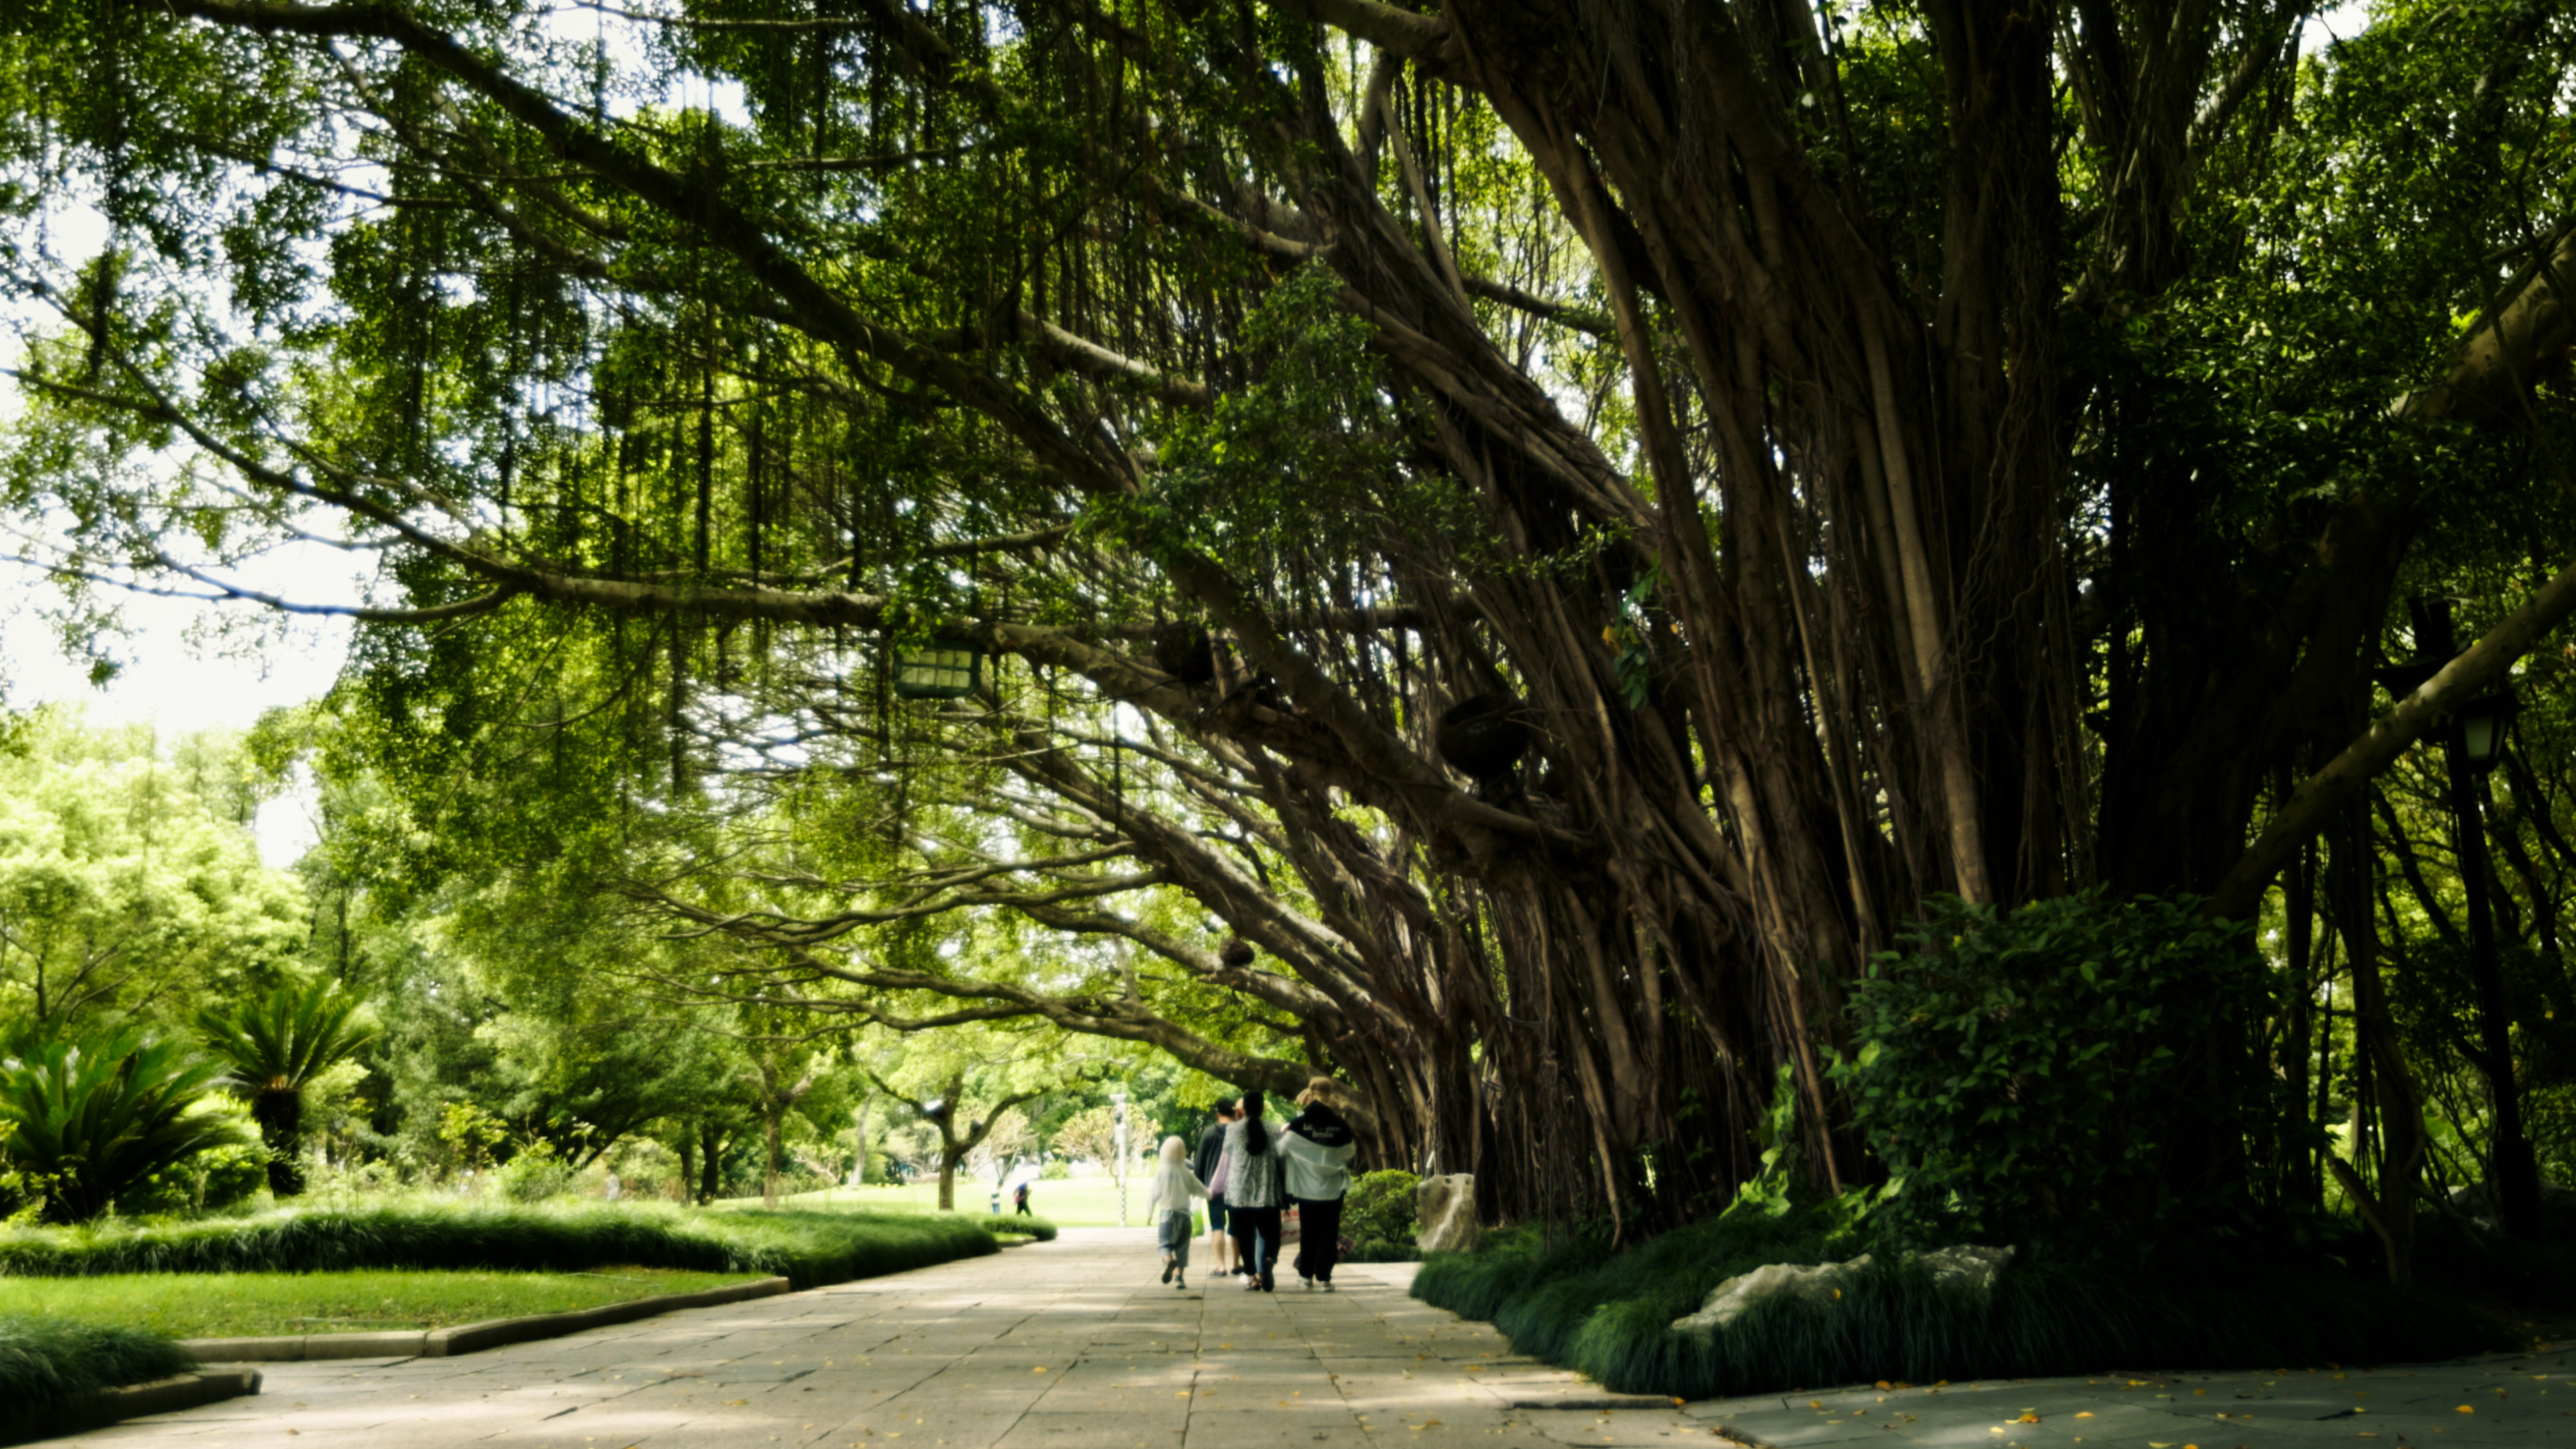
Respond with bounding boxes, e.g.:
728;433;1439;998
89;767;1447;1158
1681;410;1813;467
0;708;1221;1221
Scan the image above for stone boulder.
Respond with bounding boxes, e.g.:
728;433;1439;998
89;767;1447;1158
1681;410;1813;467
1916;1243;2015;1297
1670;1244;2014;1339
1414;1173;1481;1254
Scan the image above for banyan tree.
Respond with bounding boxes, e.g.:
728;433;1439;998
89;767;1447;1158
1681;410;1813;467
3;0;2573;1229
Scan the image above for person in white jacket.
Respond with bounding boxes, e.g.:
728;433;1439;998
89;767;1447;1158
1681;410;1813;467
1146;1135;1210;1289
1278;1081;1359;1290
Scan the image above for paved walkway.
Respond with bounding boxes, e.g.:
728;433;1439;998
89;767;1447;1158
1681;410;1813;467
42;1230;1696;1449
42;1231;2574;1449
1684;1349;2576;1448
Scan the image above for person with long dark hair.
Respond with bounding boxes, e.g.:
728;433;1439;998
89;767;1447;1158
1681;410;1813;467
1222;1089;1287;1291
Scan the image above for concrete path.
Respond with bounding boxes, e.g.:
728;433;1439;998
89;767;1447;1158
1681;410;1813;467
1682;1347;2576;1448
45;1228;2570;1449
34;1230;1702;1449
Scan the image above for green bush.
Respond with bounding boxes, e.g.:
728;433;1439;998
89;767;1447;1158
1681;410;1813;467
1413;1207;2504;1397
1835;890;2302;1255
0;1199;1021;1289
1342;1169;1419;1245
0;1030;250;1224
194;1141;274;1211
111;1102;269;1217
0;1314;195;1413
494;1143;574;1203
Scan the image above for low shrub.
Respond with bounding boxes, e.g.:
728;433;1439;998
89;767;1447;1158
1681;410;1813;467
0;1030;250;1224
111;1138;270;1218
0;1199;1026;1290
1413;1208;2506;1397
1343;1170;1419;1246
112;1103;268;1217
494;1144;575;1203
1836;891;2306;1256
0;1313;194;1413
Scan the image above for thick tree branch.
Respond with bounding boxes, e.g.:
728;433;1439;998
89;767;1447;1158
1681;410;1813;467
2211;555;2576;917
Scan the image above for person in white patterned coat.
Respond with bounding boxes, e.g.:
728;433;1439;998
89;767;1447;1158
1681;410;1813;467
1222;1089;1289;1291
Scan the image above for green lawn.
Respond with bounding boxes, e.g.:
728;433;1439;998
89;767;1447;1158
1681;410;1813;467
0;1267;765;1340
722;1177;1159;1227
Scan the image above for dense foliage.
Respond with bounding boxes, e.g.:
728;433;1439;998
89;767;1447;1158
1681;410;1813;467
1341;1169;1419;1250
1839;894;2300;1255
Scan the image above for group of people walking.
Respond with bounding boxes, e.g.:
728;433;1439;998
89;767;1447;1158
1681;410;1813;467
1146;1078;1356;1292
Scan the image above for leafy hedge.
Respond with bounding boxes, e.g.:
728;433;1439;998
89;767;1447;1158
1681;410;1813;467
0;1315;195;1415
1413;1210;2506;1398
1344;1171;1417;1239
1836;891;2303;1256
0;1201;1046;1291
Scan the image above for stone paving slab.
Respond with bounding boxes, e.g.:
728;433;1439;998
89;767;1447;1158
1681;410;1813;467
1683;1345;2576;1448
24;1231;1667;1449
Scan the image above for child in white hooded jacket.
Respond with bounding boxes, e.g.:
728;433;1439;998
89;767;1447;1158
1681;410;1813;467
1147;1135;1210;1289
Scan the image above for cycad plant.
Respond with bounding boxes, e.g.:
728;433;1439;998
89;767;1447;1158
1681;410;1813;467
0;1029;246;1224
199;978;377;1197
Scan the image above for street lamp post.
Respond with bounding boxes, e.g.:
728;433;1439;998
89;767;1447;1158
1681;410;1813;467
2384;598;2542;1240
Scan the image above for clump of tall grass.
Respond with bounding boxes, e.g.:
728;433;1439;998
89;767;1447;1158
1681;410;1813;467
0;1315;195;1413
1413;1210;2507;1397
0;1199;1034;1291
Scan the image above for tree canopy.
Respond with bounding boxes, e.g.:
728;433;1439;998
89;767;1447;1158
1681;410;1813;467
3;0;2575;1234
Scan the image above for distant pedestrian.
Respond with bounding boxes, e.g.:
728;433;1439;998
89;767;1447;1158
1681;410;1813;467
1193;1099;1240;1275
1223;1090;1289;1291
1013;1179;1032;1216
603;1170;623;1202
1281;1080;1358;1291
1147;1134;1210;1290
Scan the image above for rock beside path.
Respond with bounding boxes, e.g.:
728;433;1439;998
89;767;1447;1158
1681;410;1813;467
1670;1243;2015;1337
1415;1173;1481;1253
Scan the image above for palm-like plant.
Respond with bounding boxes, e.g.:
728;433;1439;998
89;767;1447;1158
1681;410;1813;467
199;978;378;1197
0;1029;246;1224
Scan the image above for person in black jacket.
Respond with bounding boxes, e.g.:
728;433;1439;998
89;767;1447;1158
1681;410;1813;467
1192;1099;1238;1275
1281;1085;1358;1289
